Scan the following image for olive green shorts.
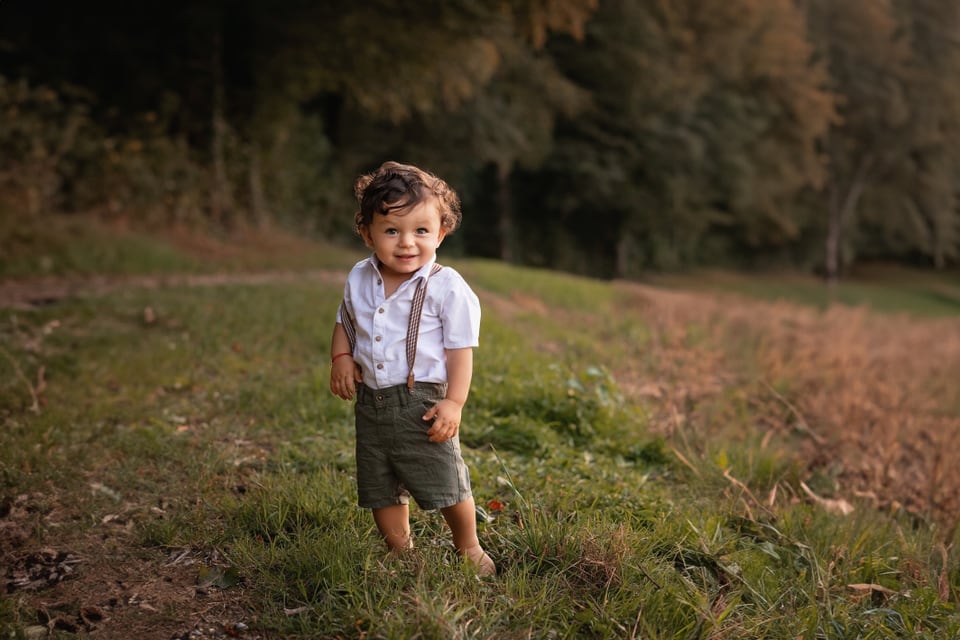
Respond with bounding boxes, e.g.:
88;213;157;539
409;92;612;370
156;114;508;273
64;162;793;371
354;382;473;511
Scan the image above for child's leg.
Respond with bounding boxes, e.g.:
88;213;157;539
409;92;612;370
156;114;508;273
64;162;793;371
372;504;412;552
440;498;496;575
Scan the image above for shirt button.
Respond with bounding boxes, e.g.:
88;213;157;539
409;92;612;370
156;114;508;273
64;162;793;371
377;279;382;285
378;308;385;314
376;363;384;370
375;336;382;342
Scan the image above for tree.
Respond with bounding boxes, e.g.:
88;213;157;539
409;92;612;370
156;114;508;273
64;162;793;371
238;0;599;236
880;0;960;268
542;0;833;275
0;0;599;232
804;0;912;281
389;40;588;261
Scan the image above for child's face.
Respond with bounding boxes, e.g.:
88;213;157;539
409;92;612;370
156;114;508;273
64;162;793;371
359;198;447;280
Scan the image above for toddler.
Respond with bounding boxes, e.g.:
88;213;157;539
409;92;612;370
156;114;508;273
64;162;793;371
329;161;495;576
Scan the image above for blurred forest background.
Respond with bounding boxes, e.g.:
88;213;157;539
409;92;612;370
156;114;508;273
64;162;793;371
2;0;960;280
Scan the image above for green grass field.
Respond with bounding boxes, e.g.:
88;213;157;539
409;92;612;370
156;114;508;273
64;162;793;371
2;222;959;638
649;266;960;318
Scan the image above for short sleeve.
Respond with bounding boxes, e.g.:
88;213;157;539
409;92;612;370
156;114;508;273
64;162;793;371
438;273;481;349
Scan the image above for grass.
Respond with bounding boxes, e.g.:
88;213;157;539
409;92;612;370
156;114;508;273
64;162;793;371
648;265;960;317
0;214;364;277
2;220;960;638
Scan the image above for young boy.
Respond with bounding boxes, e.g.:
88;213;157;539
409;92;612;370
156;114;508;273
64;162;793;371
329;161;495;576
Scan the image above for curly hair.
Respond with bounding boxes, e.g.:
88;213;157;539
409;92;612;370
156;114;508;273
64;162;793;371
353;161;462;235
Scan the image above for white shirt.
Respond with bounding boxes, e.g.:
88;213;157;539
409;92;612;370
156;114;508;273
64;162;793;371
337;256;481;389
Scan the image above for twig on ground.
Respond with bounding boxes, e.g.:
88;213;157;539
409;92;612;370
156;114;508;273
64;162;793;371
670;446;701;478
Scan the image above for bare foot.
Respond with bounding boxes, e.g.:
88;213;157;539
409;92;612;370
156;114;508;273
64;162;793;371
462;545;496;576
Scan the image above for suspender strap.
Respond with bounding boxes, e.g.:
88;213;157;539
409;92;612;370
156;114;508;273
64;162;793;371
405;263;443;390
340;302;357;352
339;263;443;391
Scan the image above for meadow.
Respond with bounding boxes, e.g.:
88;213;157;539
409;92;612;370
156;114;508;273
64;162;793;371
2;219;960;639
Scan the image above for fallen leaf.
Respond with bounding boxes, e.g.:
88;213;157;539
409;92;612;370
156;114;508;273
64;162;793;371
90;482;121;502
487;499;506;512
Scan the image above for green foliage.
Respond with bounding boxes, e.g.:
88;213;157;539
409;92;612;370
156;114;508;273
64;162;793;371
884;0;960;268
257;114;349;235
4;1;960;273
0;76;99;217
538;0;835;274
86;110;207;226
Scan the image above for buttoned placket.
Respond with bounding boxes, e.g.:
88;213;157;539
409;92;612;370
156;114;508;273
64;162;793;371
372;302;388;384
370;266;420;388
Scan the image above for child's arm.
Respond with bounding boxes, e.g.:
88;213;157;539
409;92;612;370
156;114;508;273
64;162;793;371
330;322;361;400
424;347;473;443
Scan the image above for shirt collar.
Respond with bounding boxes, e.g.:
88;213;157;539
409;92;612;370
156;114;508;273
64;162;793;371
365;254;437;283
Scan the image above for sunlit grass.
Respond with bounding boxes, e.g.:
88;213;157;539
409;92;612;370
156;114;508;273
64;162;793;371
651;267;960;317
0;213;364;277
454;258;617;311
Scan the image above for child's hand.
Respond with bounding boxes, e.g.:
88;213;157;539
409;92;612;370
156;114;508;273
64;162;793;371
330;356;362;400
423;399;463;442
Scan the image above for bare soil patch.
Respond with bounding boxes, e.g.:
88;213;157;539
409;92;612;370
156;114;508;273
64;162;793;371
2;494;260;640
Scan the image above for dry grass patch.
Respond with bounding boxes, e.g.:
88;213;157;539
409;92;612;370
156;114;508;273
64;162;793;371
617;283;960;534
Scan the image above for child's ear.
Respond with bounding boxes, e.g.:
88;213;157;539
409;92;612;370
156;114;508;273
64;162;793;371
359;225;374;248
437;228;447;247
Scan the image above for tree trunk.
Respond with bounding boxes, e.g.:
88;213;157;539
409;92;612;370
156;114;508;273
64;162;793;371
825;186;842;286
248;144;268;228
210;27;231;227
932;220;946;269
496;162;514;263
615;229;639;279
824;154;874;285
